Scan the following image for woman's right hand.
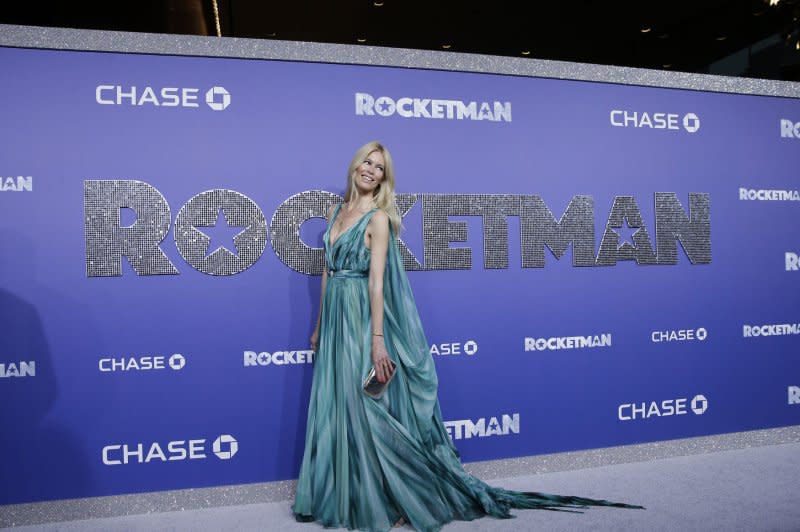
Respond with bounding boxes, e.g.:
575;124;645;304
310;328;320;353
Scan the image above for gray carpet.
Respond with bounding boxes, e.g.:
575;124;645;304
7;442;800;531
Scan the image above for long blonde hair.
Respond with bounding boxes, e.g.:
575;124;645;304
343;141;402;234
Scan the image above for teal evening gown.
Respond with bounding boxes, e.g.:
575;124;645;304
292;205;641;531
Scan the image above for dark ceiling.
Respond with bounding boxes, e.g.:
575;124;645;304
3;0;800;81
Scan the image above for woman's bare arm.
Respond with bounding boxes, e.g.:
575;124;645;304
367;210;392;382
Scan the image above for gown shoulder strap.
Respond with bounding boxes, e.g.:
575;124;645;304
331;202;343;222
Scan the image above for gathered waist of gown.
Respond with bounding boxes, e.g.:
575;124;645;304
327;268;368;279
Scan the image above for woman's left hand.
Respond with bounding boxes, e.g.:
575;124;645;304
371;336;393;383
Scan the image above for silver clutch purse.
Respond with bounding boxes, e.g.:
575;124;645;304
362;360;397;399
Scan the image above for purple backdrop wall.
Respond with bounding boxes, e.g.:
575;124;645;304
1;45;799;504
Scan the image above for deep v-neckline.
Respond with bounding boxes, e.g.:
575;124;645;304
328;205;376;248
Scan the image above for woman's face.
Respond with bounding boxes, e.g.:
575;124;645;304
353;150;385;194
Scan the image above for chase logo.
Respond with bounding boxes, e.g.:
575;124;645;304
169;353;186;370
610;110;700;133
96;85;231;111
205;87;230;111
690;394;708;415
618;394;708;420
212;434;238;459
99;354;186;372
651;327;708;342
430;340;478;356
780;119;800;139
102;434;237;465
683;113;701;133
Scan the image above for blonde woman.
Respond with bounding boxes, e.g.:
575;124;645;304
292;141;641;531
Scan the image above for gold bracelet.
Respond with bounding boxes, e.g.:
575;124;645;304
373;333;383;336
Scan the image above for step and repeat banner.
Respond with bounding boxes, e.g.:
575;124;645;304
1;43;799;505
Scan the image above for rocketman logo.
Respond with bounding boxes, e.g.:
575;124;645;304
95;85;230;111
444;413;519;440
618;394;707;421
243;350;314;366
743;323;800;338
780;119;800;139
102;434;237;465
84;184;711;277
524;333;611;351
739;188;800;201
0;176;32;192
0;361;35;378
356;92;511;122
610;110;700;133
786;252;799;271
789;386;800;405
430;340;478;356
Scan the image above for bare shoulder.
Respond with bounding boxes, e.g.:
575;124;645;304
369;209;389;230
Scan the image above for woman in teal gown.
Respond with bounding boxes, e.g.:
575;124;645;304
292;142;642;531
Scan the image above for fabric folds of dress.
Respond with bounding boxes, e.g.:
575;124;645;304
292;204;642;532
